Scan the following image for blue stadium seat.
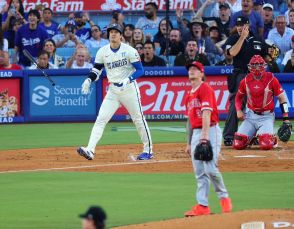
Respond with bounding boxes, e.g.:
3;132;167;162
8;48;15;63
89;48;99;58
55;47;75;58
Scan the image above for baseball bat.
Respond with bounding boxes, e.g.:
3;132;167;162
23;49;56;86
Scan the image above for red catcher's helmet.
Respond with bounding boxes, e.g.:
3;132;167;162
248;55;267;77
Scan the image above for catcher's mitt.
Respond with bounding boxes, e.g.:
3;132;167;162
277;122;292;142
194;139;213;161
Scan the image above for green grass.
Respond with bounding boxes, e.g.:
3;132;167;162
0;120;290;150
0;172;293;229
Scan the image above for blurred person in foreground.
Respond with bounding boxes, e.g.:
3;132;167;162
79;206;107;229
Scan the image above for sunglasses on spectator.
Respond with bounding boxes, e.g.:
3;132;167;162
136;46;143;50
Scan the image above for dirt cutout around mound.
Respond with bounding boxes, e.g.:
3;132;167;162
0;143;293;228
114;209;294;229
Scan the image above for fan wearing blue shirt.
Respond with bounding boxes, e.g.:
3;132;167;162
14;9;49;67
39;8;61;38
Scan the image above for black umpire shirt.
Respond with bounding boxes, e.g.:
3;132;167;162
225;32;268;72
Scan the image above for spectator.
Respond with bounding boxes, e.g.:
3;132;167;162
153;17;173;50
66;47;93;69
134;42;144;56
79;206;107;229
263;53;280;72
174;39;210;66
182;17;221;64
131;28;145;48
122;24;134;45
135;2;161;30
111;9;125;28
288;9;294;29
14;9;49;67
215;50;234;65
43;38;64;68
262;3;274;39
282;35;294;66
2;0;26;48
194;1;231;38
212;0;242;16
74;11;93;43
34;4;45;22
267;15;294;58
29;50;57;69
283;51;294;72
0;27;8;51
85;25;109;49
253;0;264;13
160;28;185;56
39;8;61;38
285;0;294;24
0;49;21;69
141;40;166;66
208;26;225;54
229;0;264;39
52;23;81;48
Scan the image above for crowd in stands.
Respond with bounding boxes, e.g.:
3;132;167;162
0;0;293;72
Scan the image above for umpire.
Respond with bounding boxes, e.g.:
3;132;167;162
223;16;269;146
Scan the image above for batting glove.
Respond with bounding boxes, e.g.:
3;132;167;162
81;78;91;94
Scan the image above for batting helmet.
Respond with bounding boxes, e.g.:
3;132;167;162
258;133;277;150
107;23;123;38
248;55;267;77
233;133;249;150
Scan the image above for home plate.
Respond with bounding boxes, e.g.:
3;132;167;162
234;155;266;158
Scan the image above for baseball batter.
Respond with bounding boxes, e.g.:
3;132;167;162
233;55;290;150
184;61;232;217
77;23;153;161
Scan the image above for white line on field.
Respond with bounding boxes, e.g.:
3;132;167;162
0;159;189;174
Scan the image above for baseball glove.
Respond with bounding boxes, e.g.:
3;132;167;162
277;122;292;142
194;139;213;161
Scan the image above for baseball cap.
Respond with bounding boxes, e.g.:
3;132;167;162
79;206;107;225
186;61;204;72
262;3;273;10
236;16;249;26
219;3;230;10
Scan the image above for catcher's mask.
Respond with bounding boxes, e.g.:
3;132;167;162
248;55;267;78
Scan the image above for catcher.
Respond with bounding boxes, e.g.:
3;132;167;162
184;61;232;217
233;55;292;150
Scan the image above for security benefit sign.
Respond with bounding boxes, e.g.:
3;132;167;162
102;76;229;120
0;78;23;123
29;76;96;116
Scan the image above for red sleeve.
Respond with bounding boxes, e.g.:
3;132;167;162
184;92;190;116
199;84;214;111
235;79;246;111
271;77;284;96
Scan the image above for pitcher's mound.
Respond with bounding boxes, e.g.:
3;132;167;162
114;209;294;229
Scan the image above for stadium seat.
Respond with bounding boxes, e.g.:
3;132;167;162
56;47;75;59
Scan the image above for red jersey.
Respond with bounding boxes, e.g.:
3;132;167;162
185;82;219;129
235;72;284;112
0;64;22;70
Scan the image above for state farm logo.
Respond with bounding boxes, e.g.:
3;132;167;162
32;85;50;106
101;0;121;10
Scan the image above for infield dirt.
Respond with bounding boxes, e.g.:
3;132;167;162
1;142;294;228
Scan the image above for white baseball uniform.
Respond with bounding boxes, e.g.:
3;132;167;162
86;43;153;154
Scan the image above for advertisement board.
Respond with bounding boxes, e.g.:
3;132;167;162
28;75;97;117
22;0;196;12
102;76;229;120
0;78;24;123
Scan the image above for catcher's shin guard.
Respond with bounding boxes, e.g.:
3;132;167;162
233;133;249;150
258;133;276;150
